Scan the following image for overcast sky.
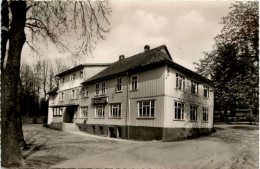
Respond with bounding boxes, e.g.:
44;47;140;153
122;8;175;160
22;1;234;71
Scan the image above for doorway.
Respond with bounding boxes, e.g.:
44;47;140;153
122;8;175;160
108;127;115;138
117;127;122;138
63;106;77;123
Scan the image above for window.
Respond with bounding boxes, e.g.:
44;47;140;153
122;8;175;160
70;74;76;81
53;108;57;116
96;105;104;117
96;84;99;95
203;85;209;98
131;76;138;90
110;103;121;118
191;80;198;94
176;73;185;91
82;86;88;97
138;100;155;118
71;89;75;99
190;105;198;121
80;106;88;118
76;88;80;99
80;71;84;79
59;92;64;101
101;82;106;94
116;78;122;92
59;108;63;116
174;102;184;120
202;107;209;122
53;108;62;116
59;78;64;85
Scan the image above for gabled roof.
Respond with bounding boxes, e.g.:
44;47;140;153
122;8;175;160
47;87;58;95
82;45;172;84
81;44;212;85
56;63;111;77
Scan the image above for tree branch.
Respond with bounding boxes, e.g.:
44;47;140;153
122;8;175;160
25;41;40;56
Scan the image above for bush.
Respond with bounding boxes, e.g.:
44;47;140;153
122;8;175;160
33;119;37;124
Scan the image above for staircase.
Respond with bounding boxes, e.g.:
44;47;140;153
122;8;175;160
63;123;80;131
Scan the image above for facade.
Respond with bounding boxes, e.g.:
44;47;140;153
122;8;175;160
47;64;110;126
48;45;214;141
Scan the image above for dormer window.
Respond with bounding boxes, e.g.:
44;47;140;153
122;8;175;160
80;71;84;79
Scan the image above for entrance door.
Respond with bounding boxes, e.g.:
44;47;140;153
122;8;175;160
64;106;76;123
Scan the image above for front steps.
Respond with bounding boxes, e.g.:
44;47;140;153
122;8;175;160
63;123;80;131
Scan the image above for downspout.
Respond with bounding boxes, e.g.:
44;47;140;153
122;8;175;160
125;72;130;139
213;89;215;130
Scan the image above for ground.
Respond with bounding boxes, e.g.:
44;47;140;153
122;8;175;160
21;124;258;169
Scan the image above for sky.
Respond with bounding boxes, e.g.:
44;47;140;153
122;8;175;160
22;1;234;71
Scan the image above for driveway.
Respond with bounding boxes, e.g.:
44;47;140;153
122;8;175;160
22;124;258;168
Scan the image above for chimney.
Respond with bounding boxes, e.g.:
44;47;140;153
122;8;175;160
119;55;125;60
144;45;150;51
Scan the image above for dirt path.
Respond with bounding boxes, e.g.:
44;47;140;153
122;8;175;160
22;124;258;168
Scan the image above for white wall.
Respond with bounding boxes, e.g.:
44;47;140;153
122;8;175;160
58;66;108;91
163;66;214;128
47;94;58;124
74;76;128;126
129;96;165;127
128;66;166;127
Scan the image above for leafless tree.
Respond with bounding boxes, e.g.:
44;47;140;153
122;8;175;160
1;1;111;167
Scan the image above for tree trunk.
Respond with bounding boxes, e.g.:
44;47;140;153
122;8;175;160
1;1;26;167
17;79;26;148
1;0;9;71
224;105;228;117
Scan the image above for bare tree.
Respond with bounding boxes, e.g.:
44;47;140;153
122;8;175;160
1;1;111;167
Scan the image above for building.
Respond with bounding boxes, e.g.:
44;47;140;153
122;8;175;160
48;45;214;141
47;63;110;127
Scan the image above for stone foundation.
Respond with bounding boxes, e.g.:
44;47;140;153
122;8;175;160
127;126;163;141
162;127;215;141
77;123;127;138
54;123;215;141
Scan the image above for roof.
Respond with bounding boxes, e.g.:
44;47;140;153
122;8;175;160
82;45;172;84
47;87;58;95
56;63;111;77
49;103;79;107
81;44;211;85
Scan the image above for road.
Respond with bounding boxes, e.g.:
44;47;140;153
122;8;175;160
22;124;258;168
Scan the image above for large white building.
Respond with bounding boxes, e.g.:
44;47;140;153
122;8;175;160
48;45;214;141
